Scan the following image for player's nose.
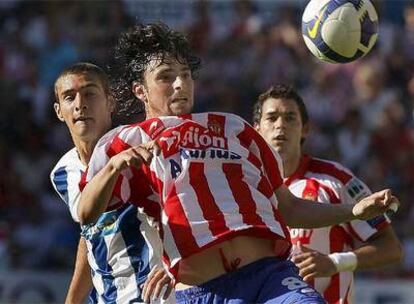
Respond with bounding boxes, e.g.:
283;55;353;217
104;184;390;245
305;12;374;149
74;94;88;112
173;76;183;90
274;117;285;128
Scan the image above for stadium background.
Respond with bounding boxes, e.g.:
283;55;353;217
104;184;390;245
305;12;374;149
0;0;413;303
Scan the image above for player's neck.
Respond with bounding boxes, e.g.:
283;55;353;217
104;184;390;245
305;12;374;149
73;138;97;166
282;152;302;178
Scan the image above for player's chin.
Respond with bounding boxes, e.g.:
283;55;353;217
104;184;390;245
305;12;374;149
171;104;192;116
75;127;95;139
270;141;285;152
73;124;88;134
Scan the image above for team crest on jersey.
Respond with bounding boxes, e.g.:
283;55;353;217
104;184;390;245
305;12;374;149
158;121;228;157
290;228;314;245
208;119;223;135
301;179;319;202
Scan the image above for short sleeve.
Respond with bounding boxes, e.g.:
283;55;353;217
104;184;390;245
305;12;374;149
50;165;83;222
339;173;390;241
82;125;155;207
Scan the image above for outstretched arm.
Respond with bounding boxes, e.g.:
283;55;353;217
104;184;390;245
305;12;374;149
276;185;399;229
78;142;158;225
65;237;93;304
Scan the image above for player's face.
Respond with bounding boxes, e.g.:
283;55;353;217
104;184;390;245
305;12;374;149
133;57;194;118
54;73;114;142
255;98;308;158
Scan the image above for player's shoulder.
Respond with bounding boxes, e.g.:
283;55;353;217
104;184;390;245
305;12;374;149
131;112;249;138
307;156;354;184
136;117;170;139
307;156;371;201
50;147;84;204
188;112;250;133
138;112;245;131
95;125;127;148
51;148;82;179
189;112;246;123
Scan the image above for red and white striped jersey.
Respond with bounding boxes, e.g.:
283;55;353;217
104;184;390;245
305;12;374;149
84;112;291;278
285;155;390;304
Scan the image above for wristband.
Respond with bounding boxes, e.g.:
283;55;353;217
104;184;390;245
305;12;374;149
328;252;357;272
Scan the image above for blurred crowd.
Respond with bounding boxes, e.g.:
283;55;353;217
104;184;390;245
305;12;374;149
0;0;413;279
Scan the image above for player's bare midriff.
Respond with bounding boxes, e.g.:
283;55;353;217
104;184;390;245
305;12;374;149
176;236;276;289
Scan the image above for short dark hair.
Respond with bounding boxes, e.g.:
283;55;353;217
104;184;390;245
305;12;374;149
252;84;308;126
54;62;110;103
110;22;202;117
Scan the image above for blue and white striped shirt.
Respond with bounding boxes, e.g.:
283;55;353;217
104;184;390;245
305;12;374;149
51;147;173;304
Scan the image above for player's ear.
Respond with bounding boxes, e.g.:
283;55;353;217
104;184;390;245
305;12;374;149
254;123;260;132
132;81;148;104
108;95;116;114
54;102;65;122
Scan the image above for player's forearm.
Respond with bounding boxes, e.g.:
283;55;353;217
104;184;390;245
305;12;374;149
283;196;355;228
353;227;403;270
78;162;120;225
276;185;355;228
277;186;396;228
65;237;93;304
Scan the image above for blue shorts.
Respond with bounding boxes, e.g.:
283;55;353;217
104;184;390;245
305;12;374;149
175;257;326;304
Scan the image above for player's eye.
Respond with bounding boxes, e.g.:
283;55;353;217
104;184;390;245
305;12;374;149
64;95;75;102
158;73;174;82
85;91;97;98
181;71;191;79
286;114;297;122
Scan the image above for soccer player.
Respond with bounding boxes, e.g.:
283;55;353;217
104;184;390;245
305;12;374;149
50;62;173;303
253;84;403;303
78;23;399;304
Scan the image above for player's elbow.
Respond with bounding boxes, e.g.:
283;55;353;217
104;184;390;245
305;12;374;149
78;214;96;226
390;240;404;265
386;229;404;265
381;232;404;266
78;211;88;226
275;186;301;227
278;197;313;228
278;200;298;227
77;204;96;226
65;292;89;304
78;214;90;226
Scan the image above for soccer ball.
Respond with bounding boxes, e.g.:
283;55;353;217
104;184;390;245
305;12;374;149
302;0;379;63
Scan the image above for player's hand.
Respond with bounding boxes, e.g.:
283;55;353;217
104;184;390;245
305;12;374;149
352;189;400;220
109;140;160;172
291;243;337;282
142;267;174;303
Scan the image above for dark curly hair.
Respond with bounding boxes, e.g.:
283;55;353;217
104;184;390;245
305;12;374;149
110;22;202;118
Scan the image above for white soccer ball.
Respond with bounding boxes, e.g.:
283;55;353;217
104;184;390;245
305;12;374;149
302;0;379;63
